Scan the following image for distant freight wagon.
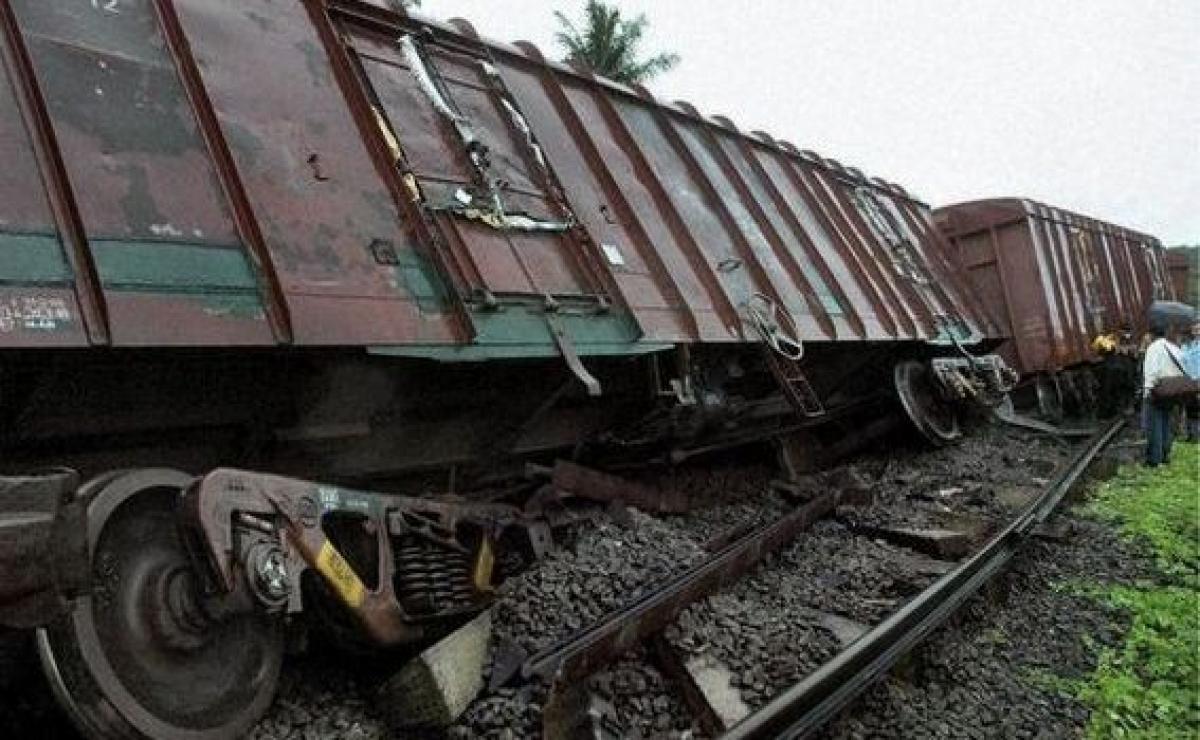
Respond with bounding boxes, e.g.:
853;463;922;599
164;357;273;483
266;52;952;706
1165;247;1197;307
937;198;1173;415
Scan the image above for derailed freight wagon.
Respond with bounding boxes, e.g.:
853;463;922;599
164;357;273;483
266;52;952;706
0;1;1013;736
936;198;1171;416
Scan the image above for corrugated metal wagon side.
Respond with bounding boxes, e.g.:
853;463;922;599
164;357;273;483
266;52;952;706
0;3;1024;736
936;197;1170;416
1165;247;1197;307
475;25;1002;348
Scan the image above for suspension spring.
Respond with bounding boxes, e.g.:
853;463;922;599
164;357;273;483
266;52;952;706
394;538;476;617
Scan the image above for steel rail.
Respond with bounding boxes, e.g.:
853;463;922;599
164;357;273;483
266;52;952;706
517;484;869;685
721;417;1125;740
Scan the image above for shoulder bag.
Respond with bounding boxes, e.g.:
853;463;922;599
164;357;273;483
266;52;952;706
1151;350;1200;405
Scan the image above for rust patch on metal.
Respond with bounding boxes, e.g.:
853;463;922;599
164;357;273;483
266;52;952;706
550;460;687;514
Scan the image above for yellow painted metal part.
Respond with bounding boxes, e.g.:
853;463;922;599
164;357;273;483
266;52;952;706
472;538;495;593
316;539;367;609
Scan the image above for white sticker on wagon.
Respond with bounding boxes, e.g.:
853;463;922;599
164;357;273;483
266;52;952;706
0;296;71;333
601;243;626;267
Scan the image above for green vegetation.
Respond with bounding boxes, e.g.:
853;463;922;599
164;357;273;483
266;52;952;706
1075;442;1199;738
555;1;679;85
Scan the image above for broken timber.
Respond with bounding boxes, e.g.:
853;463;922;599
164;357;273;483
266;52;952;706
514;485;870;687
376;611;492;731
650;637;751;735
850;524;974;559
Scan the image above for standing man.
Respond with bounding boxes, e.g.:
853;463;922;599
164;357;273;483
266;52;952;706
1181;320;1200;442
1142;321;1186;466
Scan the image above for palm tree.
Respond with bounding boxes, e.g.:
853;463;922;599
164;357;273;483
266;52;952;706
554;1;680;85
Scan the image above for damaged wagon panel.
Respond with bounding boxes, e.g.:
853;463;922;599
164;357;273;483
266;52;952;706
0;0;999;355
345;28;602;303
472;29;999;347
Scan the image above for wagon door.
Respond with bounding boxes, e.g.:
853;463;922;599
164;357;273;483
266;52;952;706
342;28;609;313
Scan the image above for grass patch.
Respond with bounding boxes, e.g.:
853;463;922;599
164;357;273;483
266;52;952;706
1084;443;1199;583
1074;441;1199;739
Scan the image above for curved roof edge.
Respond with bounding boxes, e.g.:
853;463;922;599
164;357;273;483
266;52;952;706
934;197;1161;246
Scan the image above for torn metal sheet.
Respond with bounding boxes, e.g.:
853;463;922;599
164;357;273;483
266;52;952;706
399;34;480;152
437;202;573;234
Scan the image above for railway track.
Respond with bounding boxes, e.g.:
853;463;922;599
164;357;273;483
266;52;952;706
721;418;1124;740
0;3;1178;737
447;418;1110;738
0;419;1123;738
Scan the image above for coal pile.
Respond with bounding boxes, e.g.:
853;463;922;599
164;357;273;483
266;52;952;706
770;522;940;624
838;424;1069;535
622;460;784;545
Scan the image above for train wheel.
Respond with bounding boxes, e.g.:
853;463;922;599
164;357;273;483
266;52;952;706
1035;374;1064;423
1080;368;1100;417
894;360;962;446
36;470;283;739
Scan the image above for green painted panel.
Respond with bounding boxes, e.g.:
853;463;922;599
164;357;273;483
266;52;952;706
396;251;450;313
91;239;258;292
371;341;670;361
0;231;72;283
370;303;657;361
471;306;638;347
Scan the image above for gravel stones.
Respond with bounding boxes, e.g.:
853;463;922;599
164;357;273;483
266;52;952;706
822;456;1155;739
0;424;1124;740
594;655;694;738
248;655;388;740
456;684;545;739
451;508;710;738
488;509;709;656
668;584;841;711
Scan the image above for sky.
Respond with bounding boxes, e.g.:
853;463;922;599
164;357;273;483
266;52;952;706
419;0;1199;245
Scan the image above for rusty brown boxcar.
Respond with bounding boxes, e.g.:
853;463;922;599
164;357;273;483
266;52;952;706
1165;247;1197;307
936;198;1172;415
0;2;1017;736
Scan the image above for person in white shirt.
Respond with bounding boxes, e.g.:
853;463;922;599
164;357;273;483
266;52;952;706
1141;322;1185;466
1182;320;1200;442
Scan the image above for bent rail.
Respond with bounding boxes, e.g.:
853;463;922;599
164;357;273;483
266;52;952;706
721;417;1125;740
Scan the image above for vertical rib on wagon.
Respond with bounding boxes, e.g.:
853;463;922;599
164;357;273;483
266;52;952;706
0;2;100;346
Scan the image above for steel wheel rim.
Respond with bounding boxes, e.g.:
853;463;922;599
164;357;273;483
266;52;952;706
37;470;283;740
1035;374;1064;422
894;360;961;446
